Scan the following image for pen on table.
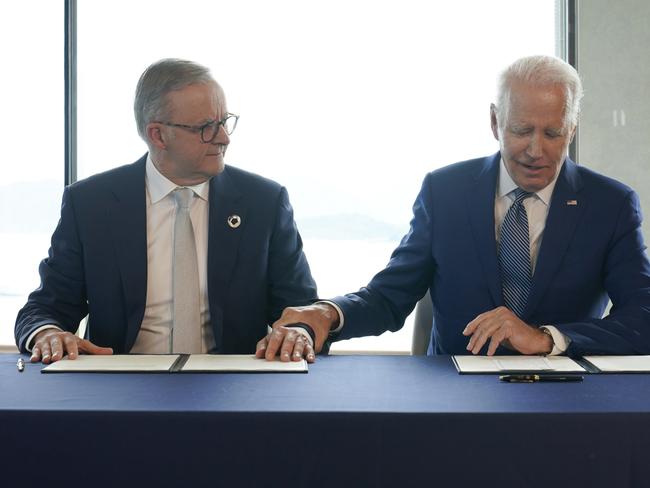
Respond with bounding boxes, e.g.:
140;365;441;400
17;357;25;373
499;374;583;383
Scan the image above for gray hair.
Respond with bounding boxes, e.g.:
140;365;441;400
495;55;584;129
134;58;216;140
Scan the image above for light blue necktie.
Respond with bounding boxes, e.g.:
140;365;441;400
499;188;533;318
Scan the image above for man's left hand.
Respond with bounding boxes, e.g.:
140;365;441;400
255;303;339;363
462;306;553;355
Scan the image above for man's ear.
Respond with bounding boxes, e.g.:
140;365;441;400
146;123;166;150
490;104;500;141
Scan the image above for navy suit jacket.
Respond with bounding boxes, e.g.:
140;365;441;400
15;155;317;353
333;153;650;356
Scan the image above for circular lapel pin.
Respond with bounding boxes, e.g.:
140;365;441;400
227;215;241;228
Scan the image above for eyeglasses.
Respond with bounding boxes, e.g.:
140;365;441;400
155;113;239;143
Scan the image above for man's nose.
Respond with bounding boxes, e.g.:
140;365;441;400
526;133;543;159
212;124;230;145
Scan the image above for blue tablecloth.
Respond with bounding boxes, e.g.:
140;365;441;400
2;353;649;487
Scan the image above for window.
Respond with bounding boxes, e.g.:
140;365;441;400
76;0;558;353
2;0;559;351
0;2;64;349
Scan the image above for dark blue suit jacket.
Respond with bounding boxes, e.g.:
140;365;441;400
15;155;317;353
333;153;650;356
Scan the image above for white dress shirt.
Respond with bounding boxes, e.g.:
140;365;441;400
28;155;215;353
495;158;556;274
130;155;214;353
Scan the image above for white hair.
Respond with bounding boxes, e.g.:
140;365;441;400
495;55;584;129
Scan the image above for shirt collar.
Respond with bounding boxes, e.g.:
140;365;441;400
145;154;210;204
497;157;561;206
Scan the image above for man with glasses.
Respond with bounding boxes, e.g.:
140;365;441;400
16;58;317;362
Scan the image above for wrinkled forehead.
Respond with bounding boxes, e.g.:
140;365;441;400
505;81;569;126
166;81;227;121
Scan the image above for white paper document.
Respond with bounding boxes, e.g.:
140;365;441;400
583;355;650;372
41;354;308;373
181;354;307;373
453;355;586;374
42;354;180;373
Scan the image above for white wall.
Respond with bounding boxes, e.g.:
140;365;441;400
576;0;650;242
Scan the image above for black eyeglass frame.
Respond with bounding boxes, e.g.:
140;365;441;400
154;112;239;143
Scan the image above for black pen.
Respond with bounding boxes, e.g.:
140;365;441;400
17;358;25;373
499;374;583;383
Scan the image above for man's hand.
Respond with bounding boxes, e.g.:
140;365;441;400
462;306;553;356
30;329;113;364
255;303;340;363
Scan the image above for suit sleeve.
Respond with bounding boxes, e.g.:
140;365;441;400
331;174;436;340
561;190;650;355
14;187;89;352
265;187;318;322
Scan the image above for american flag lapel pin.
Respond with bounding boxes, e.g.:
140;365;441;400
566;199;578;206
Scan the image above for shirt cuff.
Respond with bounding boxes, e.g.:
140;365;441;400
540;325;570;356
316;300;344;333
25;325;63;352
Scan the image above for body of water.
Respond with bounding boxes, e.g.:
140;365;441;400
1;234;415;353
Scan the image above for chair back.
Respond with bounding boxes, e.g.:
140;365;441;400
411;290;433;355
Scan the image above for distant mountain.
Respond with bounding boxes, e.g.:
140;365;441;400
0;180;63;233
0;180;409;241
297;213;407;241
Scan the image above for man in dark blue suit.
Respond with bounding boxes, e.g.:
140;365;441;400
16;58;317;363
259;55;650;358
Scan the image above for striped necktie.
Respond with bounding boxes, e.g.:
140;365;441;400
499;188;533;318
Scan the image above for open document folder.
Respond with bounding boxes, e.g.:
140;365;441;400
582;355;650;372
41;354;308;374
453;355;587;374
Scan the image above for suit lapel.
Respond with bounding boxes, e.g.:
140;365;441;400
107;156;148;351
524;159;584;318
468;153;502;307
207;167;247;350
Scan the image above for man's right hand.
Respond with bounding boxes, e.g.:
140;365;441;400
31;329;113;364
255;303;340;362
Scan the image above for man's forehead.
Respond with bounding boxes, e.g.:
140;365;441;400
508;80;567;106
167;82;227;119
507;115;565;126
175;82;224;102
506;116;568;132
506;83;567;122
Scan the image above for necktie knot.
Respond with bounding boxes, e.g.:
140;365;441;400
174;187;193;210
511;189;532;226
512;188;533;205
